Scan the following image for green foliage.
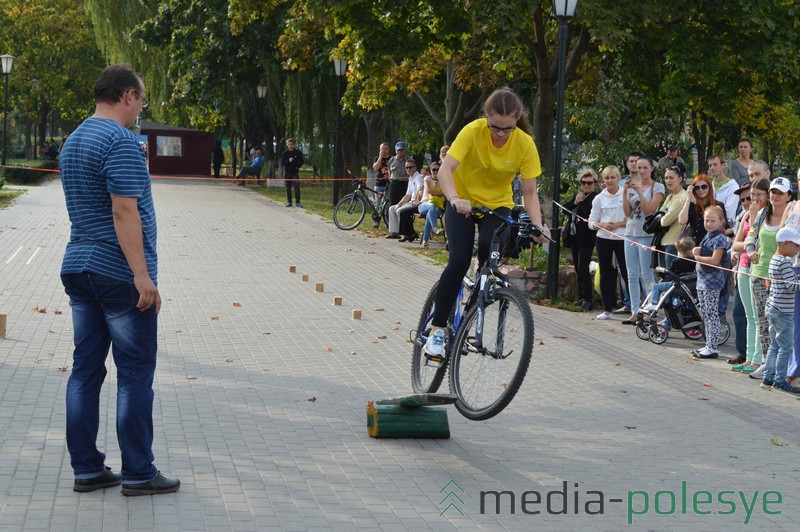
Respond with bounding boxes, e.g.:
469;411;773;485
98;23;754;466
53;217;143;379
1;160;58;185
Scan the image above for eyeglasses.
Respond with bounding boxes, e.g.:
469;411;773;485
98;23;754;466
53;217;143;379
694;184;709;191
131;89;148;108
431;168;440;172
580;180;595;186
405;165;415;169
740;196;751;202
487;123;517;134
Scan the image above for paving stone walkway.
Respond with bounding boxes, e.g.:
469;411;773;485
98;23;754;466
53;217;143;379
0;179;798;531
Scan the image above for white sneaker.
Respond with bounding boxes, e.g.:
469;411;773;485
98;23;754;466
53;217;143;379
749;365;765;379
424;329;446;357
596;312;613;320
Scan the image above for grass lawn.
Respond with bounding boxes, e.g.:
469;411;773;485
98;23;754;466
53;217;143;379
0;189;25;208
253;180;452;265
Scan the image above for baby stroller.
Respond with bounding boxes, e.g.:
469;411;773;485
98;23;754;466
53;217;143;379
635;267;730;345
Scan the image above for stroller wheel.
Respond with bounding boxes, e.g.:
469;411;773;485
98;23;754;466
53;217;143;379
649;324;669;344
683;327;704;341
635;320;649;340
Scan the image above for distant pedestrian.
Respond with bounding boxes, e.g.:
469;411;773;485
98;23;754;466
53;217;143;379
212;140;224;178
387;142;412;207
59;64;180;496
282;138;304;208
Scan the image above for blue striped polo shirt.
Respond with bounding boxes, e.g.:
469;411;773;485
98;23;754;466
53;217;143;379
60;117;157;284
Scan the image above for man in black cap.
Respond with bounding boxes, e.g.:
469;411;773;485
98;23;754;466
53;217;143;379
657;144;685;174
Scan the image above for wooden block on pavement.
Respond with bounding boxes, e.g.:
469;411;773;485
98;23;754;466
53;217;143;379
315;283;324;293
352;309;362;320
301;274;309;282
333;296;343;306
289;265;297;273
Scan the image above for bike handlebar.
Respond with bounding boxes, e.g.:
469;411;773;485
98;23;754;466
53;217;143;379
470;206;555;243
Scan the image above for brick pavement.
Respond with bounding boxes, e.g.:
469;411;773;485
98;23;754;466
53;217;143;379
0;178;799;531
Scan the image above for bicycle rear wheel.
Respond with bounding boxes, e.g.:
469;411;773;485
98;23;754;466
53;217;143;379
333;194;366;230
411;282;450;394
449;286;533;420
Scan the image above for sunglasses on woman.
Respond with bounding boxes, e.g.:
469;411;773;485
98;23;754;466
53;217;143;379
693;184;709;191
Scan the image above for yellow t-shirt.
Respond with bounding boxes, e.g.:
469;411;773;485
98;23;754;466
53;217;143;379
448;118;542;209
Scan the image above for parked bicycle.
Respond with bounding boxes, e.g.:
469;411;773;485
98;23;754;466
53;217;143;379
333;170;390;230
410;207;551;420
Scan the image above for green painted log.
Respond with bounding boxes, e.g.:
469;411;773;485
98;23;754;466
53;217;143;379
367;404;450;439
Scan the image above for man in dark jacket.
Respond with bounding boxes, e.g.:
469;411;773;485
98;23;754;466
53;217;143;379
282;138;304;207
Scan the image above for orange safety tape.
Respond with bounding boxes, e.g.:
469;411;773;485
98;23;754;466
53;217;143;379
552;200;795;285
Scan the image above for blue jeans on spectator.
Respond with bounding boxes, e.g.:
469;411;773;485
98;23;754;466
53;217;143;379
62;272;159;482
645;281;672;309
418;202;442;242
624;235;655;314
764;305;794;384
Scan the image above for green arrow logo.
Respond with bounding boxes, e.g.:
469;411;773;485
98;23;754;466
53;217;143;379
438;479;465;516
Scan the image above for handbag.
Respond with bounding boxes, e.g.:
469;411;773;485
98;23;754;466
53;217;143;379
643;210;666;234
562;212;578;248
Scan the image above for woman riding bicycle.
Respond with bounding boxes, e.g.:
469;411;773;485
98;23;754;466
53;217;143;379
423;87;551;356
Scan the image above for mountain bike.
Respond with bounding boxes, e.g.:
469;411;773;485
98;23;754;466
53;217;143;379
333;170;390;230
410;207;550;420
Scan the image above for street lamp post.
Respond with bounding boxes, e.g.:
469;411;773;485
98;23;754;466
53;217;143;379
546;0;577;300
256;84;268;182
1;54;14;167
332;58;347;205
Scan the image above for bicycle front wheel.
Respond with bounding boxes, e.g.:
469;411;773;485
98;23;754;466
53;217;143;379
449;287;533;420
411;281;450;394
333;194;366;230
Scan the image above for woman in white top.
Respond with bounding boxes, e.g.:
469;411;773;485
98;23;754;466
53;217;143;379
588;166;628;320
621;155;665;324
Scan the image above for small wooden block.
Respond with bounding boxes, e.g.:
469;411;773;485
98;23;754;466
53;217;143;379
289;265;297;273
333;296;343;306
301;274;309;282
352;309;362;320
315;283;324;293
367;404;450;438
0;314;6;339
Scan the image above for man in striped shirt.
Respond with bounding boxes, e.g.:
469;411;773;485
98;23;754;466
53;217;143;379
763;226;800;393
60;64;180;496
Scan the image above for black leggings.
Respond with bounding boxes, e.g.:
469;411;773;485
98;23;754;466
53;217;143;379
572;238;596;302
431;204;510;327
595;238;628;312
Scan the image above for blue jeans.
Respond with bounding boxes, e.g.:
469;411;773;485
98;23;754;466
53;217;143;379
418;202;442;241
646;281;672;308
624;235;655;314
764;306;794;383
62;272;159;482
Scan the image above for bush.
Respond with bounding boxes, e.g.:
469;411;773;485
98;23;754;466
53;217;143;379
0;160;59;185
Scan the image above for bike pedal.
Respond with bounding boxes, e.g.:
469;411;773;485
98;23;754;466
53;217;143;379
425;354;445;367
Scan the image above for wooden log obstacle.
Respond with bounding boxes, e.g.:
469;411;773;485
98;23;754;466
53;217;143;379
367;393;457;439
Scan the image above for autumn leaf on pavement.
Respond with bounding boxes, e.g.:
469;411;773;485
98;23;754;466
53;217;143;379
703;383;714;387
613;362;621;366
53;310;63;315
770;438;788;447
308;396;317;402
697;397;709;400
211;316;220;320
377;335;387;340
374;307;385;311
58;367;69;372
232;302;242;307
38;308;47;314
